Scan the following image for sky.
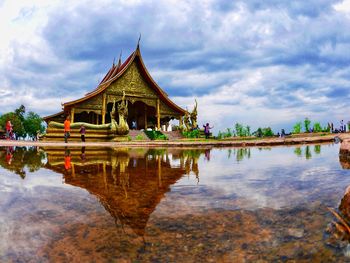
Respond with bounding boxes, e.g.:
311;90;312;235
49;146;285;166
1;0;350;133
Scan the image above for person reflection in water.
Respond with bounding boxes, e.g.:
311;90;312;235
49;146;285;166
205;149;211;161
80;147;86;162
64;148;72;171
5;146;14;165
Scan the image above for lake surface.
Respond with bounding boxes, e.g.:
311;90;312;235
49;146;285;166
1;144;350;262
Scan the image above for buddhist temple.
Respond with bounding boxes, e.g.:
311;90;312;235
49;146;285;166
43;43;187;141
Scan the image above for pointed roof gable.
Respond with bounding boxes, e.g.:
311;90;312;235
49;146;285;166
64;46;186;115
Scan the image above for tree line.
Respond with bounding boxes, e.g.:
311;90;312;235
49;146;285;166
0;105;45;140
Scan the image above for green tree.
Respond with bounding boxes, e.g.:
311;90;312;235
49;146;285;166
15;105;25;121
23;112;45;140
304;118;311;132
254;128;263;137
0;112;25;138
292;122;302;134
234;123;242;137
313;122;322;133
246;126;251;136
262;127;274;137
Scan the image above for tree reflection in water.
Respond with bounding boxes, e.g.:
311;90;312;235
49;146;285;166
227;148;251;162
0;146;45;178
293;145;322;159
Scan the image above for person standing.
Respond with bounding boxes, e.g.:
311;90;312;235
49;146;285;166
281;129;286;138
203;123;213;139
79;124;86;142
131;120;137;130
5;120;12;140
64;116;71;143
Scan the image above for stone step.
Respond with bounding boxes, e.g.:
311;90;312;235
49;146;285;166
161;131;184;141
128;130;150;141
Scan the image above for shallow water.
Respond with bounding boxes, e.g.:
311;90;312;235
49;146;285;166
1;144;350;262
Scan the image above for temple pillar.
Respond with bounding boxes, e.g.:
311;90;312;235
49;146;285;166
96;114;99;125
157;99;160;130
70;108;75;123
102;93;106;124
144;104;147;129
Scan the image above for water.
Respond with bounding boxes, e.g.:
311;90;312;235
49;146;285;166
0;144;350;262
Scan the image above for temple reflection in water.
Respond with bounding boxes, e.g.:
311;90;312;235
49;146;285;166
43;147;206;236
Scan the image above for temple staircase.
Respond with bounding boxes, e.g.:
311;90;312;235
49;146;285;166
128;130;150;141
161;131;184;140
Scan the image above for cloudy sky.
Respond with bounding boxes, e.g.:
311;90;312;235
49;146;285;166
1;0;350;133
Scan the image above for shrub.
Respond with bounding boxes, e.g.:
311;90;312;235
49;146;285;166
313;122;322;133
144;130;168;140
262;127;274;137
252;127;274;137
135;134;144;140
253;128;263;137
217;131;223;139
322;125;330;132
182;129;199;138
304;118;311;132
292;122;302;134
216;129;233;139
234;123;251;137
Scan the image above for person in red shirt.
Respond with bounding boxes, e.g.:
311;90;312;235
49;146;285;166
5;120;12;140
64;148;71;170
64;116;71;143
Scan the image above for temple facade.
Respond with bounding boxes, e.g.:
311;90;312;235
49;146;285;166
44;44;186;131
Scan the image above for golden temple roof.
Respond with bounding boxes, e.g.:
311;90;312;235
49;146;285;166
63;45;186;115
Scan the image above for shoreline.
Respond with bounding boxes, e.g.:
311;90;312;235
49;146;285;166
0;133;346;148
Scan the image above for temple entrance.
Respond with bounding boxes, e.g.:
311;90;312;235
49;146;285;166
105;100;156;129
127;101;156;130
74;111;102;125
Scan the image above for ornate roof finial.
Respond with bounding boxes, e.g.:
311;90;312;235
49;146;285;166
118;50;122;65
113;57;115;66
137;33;141;48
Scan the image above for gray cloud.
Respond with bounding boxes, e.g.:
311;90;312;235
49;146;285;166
1;0;350;132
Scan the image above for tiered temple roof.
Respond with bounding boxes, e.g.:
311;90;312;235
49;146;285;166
61;45;185;115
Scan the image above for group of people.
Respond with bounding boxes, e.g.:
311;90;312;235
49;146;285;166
330;121;347;133
64;116;86;143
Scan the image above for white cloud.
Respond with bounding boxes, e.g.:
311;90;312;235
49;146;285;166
334;0;350;13
1;0;350;133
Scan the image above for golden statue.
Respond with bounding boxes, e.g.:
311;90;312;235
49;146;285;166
116;91;129;135
190;99;198;130
184;111;191;131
